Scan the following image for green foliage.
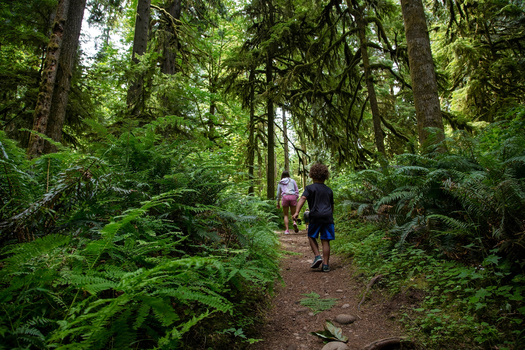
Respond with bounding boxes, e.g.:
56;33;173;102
332;112;525;349
310;321;348;343
0;122;281;349
300;292;338;315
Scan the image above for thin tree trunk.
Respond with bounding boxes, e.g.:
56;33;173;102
247;69;256;195
266;51;275;200
257;124;264;197
127;0;151;117
264;0;277;199
282;107;290;172
400;0;445;148
44;0;86;154
300;135;307;188
27;0;70;158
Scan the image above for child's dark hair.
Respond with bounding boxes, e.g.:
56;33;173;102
309;163;329;181
281;170;290;179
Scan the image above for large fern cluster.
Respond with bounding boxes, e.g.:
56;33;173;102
338;111;525;265
332;109;525;348
0;120;280;349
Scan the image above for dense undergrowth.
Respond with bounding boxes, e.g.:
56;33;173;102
331;110;525;349
0;118;281;349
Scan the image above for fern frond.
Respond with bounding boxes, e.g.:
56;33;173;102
133;303;151;330
3;234;70;269
357;203;373;216
394;165;430;176
427;214;476;232
157;287;232;314
68;274;119;295
374;190;416;209
391;216;426;248
141;295;179;327
158;311;211;347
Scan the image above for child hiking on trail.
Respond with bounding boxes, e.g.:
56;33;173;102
293;163;334;272
276;171;300;234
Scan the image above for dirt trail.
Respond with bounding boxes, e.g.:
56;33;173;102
249;230;409;350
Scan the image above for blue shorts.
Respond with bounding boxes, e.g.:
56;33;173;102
308;223;335;240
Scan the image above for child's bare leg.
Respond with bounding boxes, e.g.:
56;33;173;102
308;236;321;256
282;206;290;231
290;205;297;228
321;239;330;265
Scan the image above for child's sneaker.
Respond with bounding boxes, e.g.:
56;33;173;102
293;221;299;233
311;255;322;268
284;230;290;235
322;264;330;272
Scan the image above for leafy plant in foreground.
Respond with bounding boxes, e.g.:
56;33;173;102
0;126;281;349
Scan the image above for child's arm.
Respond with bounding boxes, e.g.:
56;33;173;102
292;196;307;220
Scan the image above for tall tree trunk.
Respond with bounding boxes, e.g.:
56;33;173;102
282;107;290;172
44;0;86;154
352;4;386;155
160;0;181;75
27;0;70;158
258;136;263;197
247;69;256;195
400;0;445;148
127;0;151;117
266;51;275;200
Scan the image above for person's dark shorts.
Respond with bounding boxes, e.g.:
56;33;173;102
307;223;335;240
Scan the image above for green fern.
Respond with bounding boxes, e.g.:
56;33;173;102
300;292;338;315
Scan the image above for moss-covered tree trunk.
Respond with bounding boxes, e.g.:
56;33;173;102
266;50;275;200
43;0;86;154
400;0;445;148
27;0;70;158
160;0;181;75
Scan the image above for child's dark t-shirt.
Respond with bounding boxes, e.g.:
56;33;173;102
302;183;334;224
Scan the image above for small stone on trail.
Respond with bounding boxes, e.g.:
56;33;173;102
341;303;350;309
336;289;344;293
335;314;357;324
321;341;350;350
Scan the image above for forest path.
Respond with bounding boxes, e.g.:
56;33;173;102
248;229;410;350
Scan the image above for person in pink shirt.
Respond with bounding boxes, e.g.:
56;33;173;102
276;171;299;234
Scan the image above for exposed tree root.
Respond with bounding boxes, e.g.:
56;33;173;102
362;336;412;350
358;274;383;311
